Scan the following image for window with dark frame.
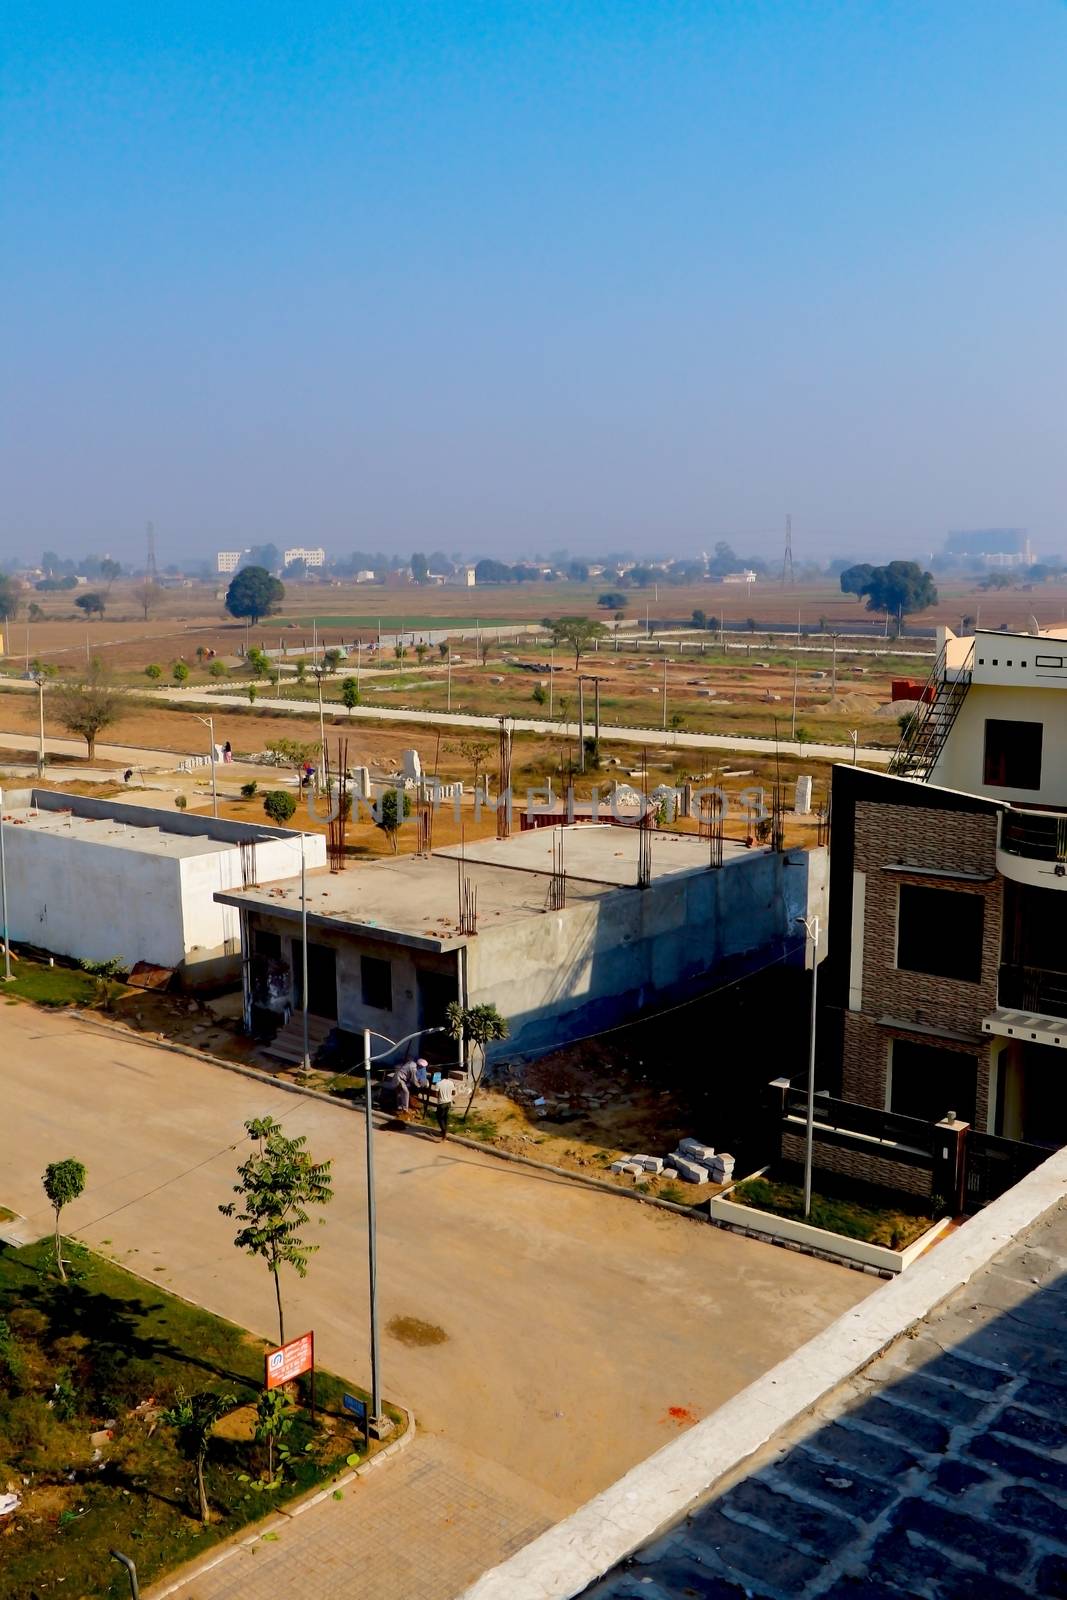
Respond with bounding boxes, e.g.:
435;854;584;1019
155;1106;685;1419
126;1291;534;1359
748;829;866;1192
253;929;281;958
361;955;392;1012
897;884;984;982
983;717;1043;790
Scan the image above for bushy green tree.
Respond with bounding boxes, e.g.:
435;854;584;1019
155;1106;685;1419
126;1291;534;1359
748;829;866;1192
375;786;411;852
263;789;297;823
172;661;190;685
225;566;285;623
550;616;608;669
341;677;360;714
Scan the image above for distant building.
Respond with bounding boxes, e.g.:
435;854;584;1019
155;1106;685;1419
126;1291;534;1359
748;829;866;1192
216;551;243;574
721;570;758;585
355;569;376;583
284;546;326;568
946;529;1035;568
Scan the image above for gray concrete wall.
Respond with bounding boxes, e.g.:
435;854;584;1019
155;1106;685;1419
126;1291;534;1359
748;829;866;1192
24;787;321;849
463;847;819;1057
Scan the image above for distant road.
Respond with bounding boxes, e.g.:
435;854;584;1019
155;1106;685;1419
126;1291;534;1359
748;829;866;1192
0;677;894;765
148;685;894;765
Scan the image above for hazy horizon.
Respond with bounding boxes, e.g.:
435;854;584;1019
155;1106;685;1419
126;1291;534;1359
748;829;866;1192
3;3;1064;567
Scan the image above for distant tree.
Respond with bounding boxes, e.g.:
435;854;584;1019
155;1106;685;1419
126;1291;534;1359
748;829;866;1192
427;550;454;576
565;560;589;582
628;565;657;588
375;786;412;852
284;557;308;580
414;642;428;664
531;683;547;705
27;601;44;621
263;789;296;824
99;558;122;593
0;576;22;620
247;683;258;704
243;543;280;572
445;1001;509;1120
265;737;319;779
550;615;609;669
341;677;361;715
980;572;1013;591
691;609;707;628
447;738;493;792
707;541;739;577
219;1116;334;1345
437;640;449;658
474;558;513;584
195;646;209;664
208;659;228;678
42;1158;87;1283
226;567;285;624
144;663;162;680
246;647;271;678
598;591;627;610
163;1387;236;1524
294;658;308;685
137;578;160;620
410;552;429;584
53;665;124;760
75;591;105;619
172;661;190;685
862;562;938;616
322;647;343;675
839;563;875;598
394;643;406;660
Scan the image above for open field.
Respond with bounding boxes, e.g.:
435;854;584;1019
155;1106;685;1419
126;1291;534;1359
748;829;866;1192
8;575;1067;674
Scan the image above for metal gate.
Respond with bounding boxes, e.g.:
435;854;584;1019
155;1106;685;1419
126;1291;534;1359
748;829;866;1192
963;1132;1048;1212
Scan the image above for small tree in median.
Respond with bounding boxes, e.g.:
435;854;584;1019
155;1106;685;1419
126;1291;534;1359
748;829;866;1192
219;1116;333;1346
172;661;190;686
80;956;127;1010
341;677;360;715
42;1158;86;1283
163;1387;236;1523
445;1002;509;1120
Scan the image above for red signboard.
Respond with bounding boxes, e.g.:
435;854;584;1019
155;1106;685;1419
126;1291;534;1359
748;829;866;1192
264;1331;314;1391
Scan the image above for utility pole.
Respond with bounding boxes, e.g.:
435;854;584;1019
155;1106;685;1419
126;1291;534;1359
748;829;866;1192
578;676;585;773
662;656;668;731
790;657;799;740
782;513;794;585
796;915;819;1219
831;634;838;696
446;646;452;712
313;667;326;756
594;677;601;746
549;649;555;717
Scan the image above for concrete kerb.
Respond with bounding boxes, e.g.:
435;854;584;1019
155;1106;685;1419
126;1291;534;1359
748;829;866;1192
145;1404;416;1600
459;1143;1067;1600
62;1009;706;1224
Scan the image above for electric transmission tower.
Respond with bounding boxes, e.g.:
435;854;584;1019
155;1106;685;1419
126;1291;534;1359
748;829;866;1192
146;521;158;580
781;514;794;585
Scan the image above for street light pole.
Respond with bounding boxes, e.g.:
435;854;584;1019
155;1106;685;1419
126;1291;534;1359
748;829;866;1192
313;668;326;757
34;673;46;779
0;788;12;982
796;914;819;1219
361;1023;443;1439
300;834;310;1073
194;715;218;819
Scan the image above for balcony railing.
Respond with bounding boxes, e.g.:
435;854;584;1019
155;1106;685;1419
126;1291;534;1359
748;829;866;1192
998;962;1067;1018
1000;809;1067;864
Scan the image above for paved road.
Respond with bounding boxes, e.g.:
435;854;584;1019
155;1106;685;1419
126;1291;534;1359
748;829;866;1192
0;1007;870;1598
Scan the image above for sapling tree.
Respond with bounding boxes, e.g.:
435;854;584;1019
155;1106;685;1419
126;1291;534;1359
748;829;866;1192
42;1158;86;1283
162;1387;235;1523
445;1002;509;1120
219;1117;333;1346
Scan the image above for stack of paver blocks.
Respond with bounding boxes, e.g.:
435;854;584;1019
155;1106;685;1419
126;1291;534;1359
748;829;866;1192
666;1140;736;1185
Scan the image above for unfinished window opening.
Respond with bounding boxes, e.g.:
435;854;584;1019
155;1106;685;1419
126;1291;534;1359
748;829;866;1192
897;883;984;983
983;718;1042;791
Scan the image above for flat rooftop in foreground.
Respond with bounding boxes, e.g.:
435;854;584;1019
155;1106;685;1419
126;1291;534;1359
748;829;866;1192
216;824;765;948
0;805;230;859
436;823;757;885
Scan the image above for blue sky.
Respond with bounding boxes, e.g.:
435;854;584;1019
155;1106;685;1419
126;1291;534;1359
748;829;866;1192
2;1;1065;564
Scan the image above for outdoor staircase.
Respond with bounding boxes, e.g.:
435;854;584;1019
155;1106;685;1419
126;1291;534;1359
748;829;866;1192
888;643;972;780
260;1013;334;1067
